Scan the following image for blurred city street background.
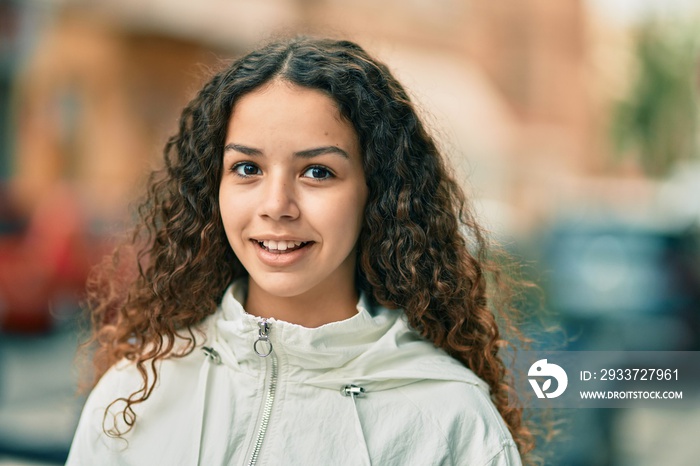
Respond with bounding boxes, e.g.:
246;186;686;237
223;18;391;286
1;0;700;464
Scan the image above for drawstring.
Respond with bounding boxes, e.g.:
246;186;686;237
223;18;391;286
203;346;222;365
341;385;372;466
189;346;221;466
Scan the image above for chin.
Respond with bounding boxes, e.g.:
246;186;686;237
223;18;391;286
252;274;315;299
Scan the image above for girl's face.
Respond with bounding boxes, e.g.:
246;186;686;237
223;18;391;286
220;81;368;301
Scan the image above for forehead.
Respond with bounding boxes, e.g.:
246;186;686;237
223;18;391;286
226;81;357;145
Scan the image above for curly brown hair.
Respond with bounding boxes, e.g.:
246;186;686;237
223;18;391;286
85;36;535;459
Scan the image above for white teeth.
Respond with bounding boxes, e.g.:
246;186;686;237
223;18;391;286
259;240;306;251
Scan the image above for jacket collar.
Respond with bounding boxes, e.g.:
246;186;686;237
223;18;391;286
212;279;402;372
208;278;486;391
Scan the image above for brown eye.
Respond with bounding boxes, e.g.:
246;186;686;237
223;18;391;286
233;162;261;177
302;166;333;180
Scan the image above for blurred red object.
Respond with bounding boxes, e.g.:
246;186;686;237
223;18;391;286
0;184;96;333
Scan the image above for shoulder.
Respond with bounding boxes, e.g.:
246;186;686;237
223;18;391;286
393;370;521;465
87;334;211;411
66;331;211;464
358;310;522;464
360;309;521;463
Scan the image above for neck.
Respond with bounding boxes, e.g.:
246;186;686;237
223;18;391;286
244;278;360;328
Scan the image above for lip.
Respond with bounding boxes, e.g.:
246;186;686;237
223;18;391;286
251;239;314;267
250;235;310;242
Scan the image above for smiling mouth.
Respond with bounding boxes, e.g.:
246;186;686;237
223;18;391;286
253;239;312;253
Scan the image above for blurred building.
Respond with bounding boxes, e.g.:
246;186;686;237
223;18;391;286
3;2;700;465
6;0;600;234
10;8;220;222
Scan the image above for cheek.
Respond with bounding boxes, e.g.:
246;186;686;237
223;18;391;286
331;192;366;246
218;191;231;229
350;185;368;228
218;190;245;244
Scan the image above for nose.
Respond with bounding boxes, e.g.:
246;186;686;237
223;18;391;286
258;171;300;221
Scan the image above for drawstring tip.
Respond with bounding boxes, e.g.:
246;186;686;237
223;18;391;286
202;346;222;365
341;384;366;398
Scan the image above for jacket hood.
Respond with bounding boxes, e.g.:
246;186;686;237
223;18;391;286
206;280;487;394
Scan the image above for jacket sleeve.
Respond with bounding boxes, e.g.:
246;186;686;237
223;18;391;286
443;383;524;466
480;440;523;466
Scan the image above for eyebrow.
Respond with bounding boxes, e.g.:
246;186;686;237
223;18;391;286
224;144;262;156
224;143;349;159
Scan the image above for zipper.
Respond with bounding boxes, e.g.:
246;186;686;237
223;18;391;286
247;319;278;466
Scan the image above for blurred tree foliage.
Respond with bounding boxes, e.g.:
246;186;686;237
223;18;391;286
611;21;700;177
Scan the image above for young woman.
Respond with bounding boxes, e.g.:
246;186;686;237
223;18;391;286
67;37;533;465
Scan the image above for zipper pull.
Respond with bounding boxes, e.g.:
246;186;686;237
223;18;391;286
253;319;273;358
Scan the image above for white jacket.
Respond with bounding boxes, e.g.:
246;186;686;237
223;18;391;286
67;281;521;466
